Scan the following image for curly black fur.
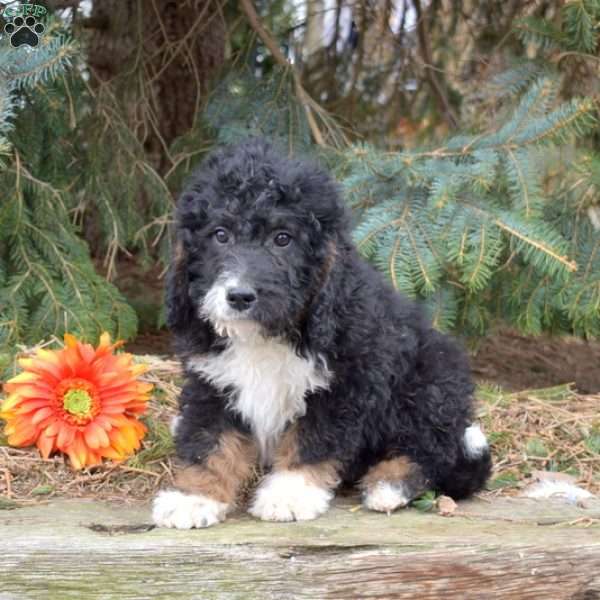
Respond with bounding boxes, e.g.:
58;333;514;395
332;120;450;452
167;138;491;501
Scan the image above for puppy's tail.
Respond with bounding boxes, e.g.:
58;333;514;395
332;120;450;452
438;424;492;500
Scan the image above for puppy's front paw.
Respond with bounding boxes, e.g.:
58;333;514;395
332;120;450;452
249;470;332;522
152;489;228;529
363;481;409;514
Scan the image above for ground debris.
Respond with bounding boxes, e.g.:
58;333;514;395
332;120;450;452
436;495;458;516
1;353;599;504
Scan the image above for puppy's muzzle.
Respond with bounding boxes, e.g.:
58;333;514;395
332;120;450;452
226;286;257;312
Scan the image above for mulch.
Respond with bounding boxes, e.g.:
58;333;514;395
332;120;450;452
1;331;599;506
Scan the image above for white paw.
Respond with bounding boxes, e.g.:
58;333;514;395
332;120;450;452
152;489;228;529
249;470;332;522
363;481;409;514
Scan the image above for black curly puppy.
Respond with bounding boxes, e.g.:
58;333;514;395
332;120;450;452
153;138;491;528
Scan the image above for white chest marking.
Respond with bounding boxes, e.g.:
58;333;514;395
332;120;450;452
188;335;330;462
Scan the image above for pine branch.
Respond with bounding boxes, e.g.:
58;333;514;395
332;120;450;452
563;0;599;53
338;69;600;336
239;0;323;146
2;36;77;87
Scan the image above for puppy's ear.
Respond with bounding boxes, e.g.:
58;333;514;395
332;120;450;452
302;241;343;356
166;189;207;331
165;237;193;332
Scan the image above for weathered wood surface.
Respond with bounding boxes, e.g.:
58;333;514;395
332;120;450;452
1;495;600;599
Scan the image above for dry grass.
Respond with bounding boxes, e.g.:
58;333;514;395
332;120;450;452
0;354;181;506
0;355;598;507
479;383;600;496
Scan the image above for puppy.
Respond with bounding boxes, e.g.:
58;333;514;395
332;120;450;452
153;138;491;528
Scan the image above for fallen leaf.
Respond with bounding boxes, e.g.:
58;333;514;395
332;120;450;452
532;470;576;484
522;480;594;504
437;495;457;516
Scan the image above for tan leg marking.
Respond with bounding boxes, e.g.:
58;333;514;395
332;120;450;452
274;425;340;490
175;430;258;505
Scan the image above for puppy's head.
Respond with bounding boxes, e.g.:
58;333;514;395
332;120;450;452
167;138;348;342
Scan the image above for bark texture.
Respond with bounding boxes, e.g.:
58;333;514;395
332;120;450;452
1;496;599;599
86;0;225;171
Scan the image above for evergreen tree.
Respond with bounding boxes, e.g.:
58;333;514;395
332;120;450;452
2;0;600;370
0;21;138;361
209;4;600;338
340;79;598;336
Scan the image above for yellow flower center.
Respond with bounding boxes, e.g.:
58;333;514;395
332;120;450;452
63;389;92;417
56;378;100;425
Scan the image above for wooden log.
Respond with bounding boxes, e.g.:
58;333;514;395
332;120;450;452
1;496;599;599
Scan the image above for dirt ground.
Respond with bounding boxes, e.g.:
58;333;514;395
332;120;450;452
127;328;600;394
471;330;600;394
2;323;599;506
114;257;600;394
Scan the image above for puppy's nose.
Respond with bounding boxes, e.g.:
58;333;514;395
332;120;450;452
226;287;257;312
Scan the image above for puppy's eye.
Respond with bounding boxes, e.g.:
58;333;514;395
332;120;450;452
214;228;230;244
274;232;291;247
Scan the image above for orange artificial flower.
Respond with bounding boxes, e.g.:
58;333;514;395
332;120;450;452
0;333;152;469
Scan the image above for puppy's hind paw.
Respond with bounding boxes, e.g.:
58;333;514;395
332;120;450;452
363;481;410;515
152;489;228;529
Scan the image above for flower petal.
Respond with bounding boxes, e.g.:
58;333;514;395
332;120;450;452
36;348;62;367
98;382;138;397
66;448;82;470
14;399;52;415
62;347;81;376
84;422;110;449
5;371;42;385
101;404;132;414
121;424;142;450
66;435;88;470
77;343;96;364
93;415;113;431
3;384;53;399
31;406;54;426
97;332;112;351
85;451;102;467
56;424;76;451
130;364;149;377
108;429;131;454
36;431;56;459
124;402;148;414
100;445;125;461
95;332;124;357
0;393;22;415
18;357;63;382
63;333;78;348
97;371;127;386
7;423;38;446
43;419;62;437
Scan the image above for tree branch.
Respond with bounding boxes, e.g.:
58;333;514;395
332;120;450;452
412;0;458;129
238;0;326;147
